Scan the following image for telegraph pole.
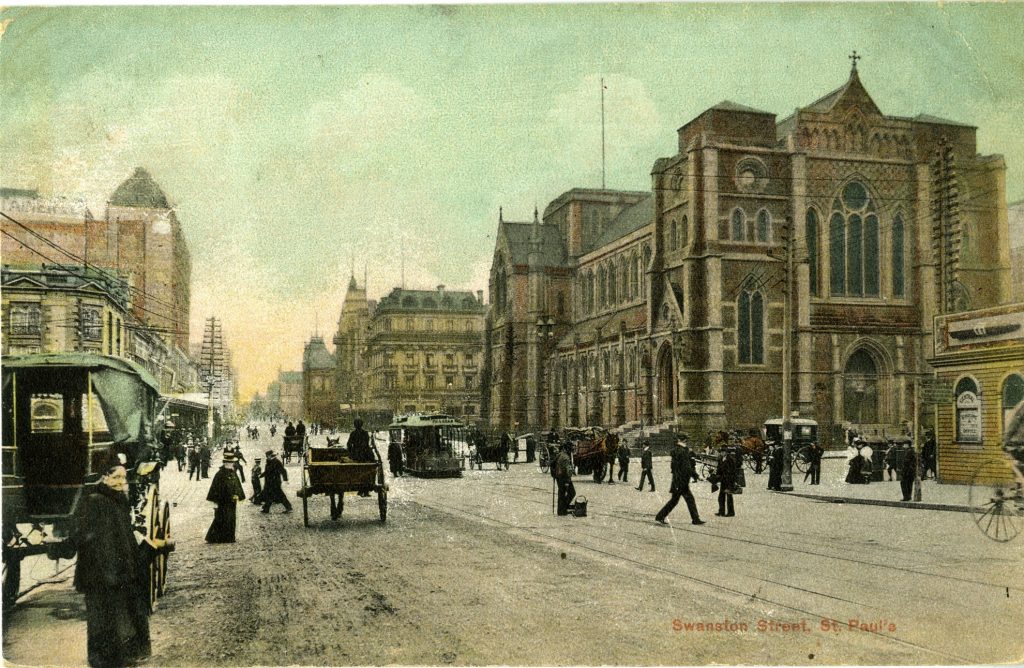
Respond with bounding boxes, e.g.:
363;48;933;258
779;217;795;491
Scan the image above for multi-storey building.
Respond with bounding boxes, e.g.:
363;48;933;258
1;265;200;393
333;275;375;412
486;62;1014;446
303;335;336;425
278;370;304;421
1;168;192;348
365;285;487;418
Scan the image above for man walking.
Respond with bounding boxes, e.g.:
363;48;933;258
655;435;704;525
899;441;917;502
553;442;576;516
387;438;404;478
635;441;655;492
199;442;211;479
716;448;738;517
206;450;246;543
250;457;264;504
617;442;630;482
261;450;292;513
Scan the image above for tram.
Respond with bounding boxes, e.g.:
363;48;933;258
388;413;465;478
2;353;173;610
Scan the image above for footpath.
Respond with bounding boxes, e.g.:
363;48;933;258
782;456;971;512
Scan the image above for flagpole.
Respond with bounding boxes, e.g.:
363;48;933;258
601;77;606;189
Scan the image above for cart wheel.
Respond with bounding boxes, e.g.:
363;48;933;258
2;557;22;610
697;462;709;481
744;454;758;473
969;458;1022;542
301;467;310;528
157;501;171;597
378;490;387;522
540;456;549;474
794;447;811;474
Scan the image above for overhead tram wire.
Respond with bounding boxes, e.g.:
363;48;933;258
0;211;181;313
0;229;190;332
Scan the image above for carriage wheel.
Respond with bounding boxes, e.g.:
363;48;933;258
301;467;310;528
969;458;1022;543
157;502;171;597
378;489;387;522
540;456;549;474
794;447;811;474
744;454;758;473
2;558;22;610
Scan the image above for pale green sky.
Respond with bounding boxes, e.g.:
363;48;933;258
2;4;1022;399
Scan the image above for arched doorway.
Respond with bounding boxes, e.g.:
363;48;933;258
656;344;674;421
843;348;880;423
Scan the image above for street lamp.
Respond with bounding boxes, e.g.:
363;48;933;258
535;316;555;430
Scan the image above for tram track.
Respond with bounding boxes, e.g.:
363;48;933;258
481;477;1021;594
408;489;972;664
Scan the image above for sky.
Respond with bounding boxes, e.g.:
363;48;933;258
2;4;1023;401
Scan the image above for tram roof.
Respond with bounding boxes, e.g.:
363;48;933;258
389;413;465;428
3;352;160;394
763;417;818;427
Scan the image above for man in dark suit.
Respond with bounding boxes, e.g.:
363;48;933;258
635;441;655;492
655;435;705;526
553;443;576;516
261;451;292;513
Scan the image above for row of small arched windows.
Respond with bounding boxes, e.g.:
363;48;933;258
578;246;652;316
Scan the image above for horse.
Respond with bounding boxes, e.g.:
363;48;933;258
572;429;621;483
709;429;766;473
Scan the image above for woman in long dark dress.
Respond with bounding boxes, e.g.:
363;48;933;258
74;464;151;668
846;444;866;484
206;451;246;543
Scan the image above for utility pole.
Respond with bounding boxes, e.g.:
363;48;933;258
780;216;795;492
600;77;606;190
200;316;226;440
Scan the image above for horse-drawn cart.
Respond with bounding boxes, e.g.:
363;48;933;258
568;427;620;482
297;445;387;527
282;434;306;463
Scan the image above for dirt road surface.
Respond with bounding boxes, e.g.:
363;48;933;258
4;429;1022;665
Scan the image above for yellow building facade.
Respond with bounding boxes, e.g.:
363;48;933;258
930;303;1024;483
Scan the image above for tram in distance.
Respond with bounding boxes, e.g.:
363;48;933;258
388;413;465;478
2;353;174;610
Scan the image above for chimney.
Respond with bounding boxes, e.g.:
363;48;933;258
437;284;445;294
477;290;484;304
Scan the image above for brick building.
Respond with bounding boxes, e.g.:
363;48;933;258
486;62;1014;445
1;168;192;349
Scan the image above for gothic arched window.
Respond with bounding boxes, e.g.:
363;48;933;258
731;209;745;242
756;209;771;242
669;219;677;251
807;209;820;297
680;215;689;248
737;290;764;365
830;181;880;297
598;266;607;308
892;213;905;298
629;253;639;299
1003;374;1024;436
608;262;617;304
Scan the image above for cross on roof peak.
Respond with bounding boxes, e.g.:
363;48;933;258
849;50;861;72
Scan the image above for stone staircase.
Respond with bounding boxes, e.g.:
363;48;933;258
615;421;678;455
